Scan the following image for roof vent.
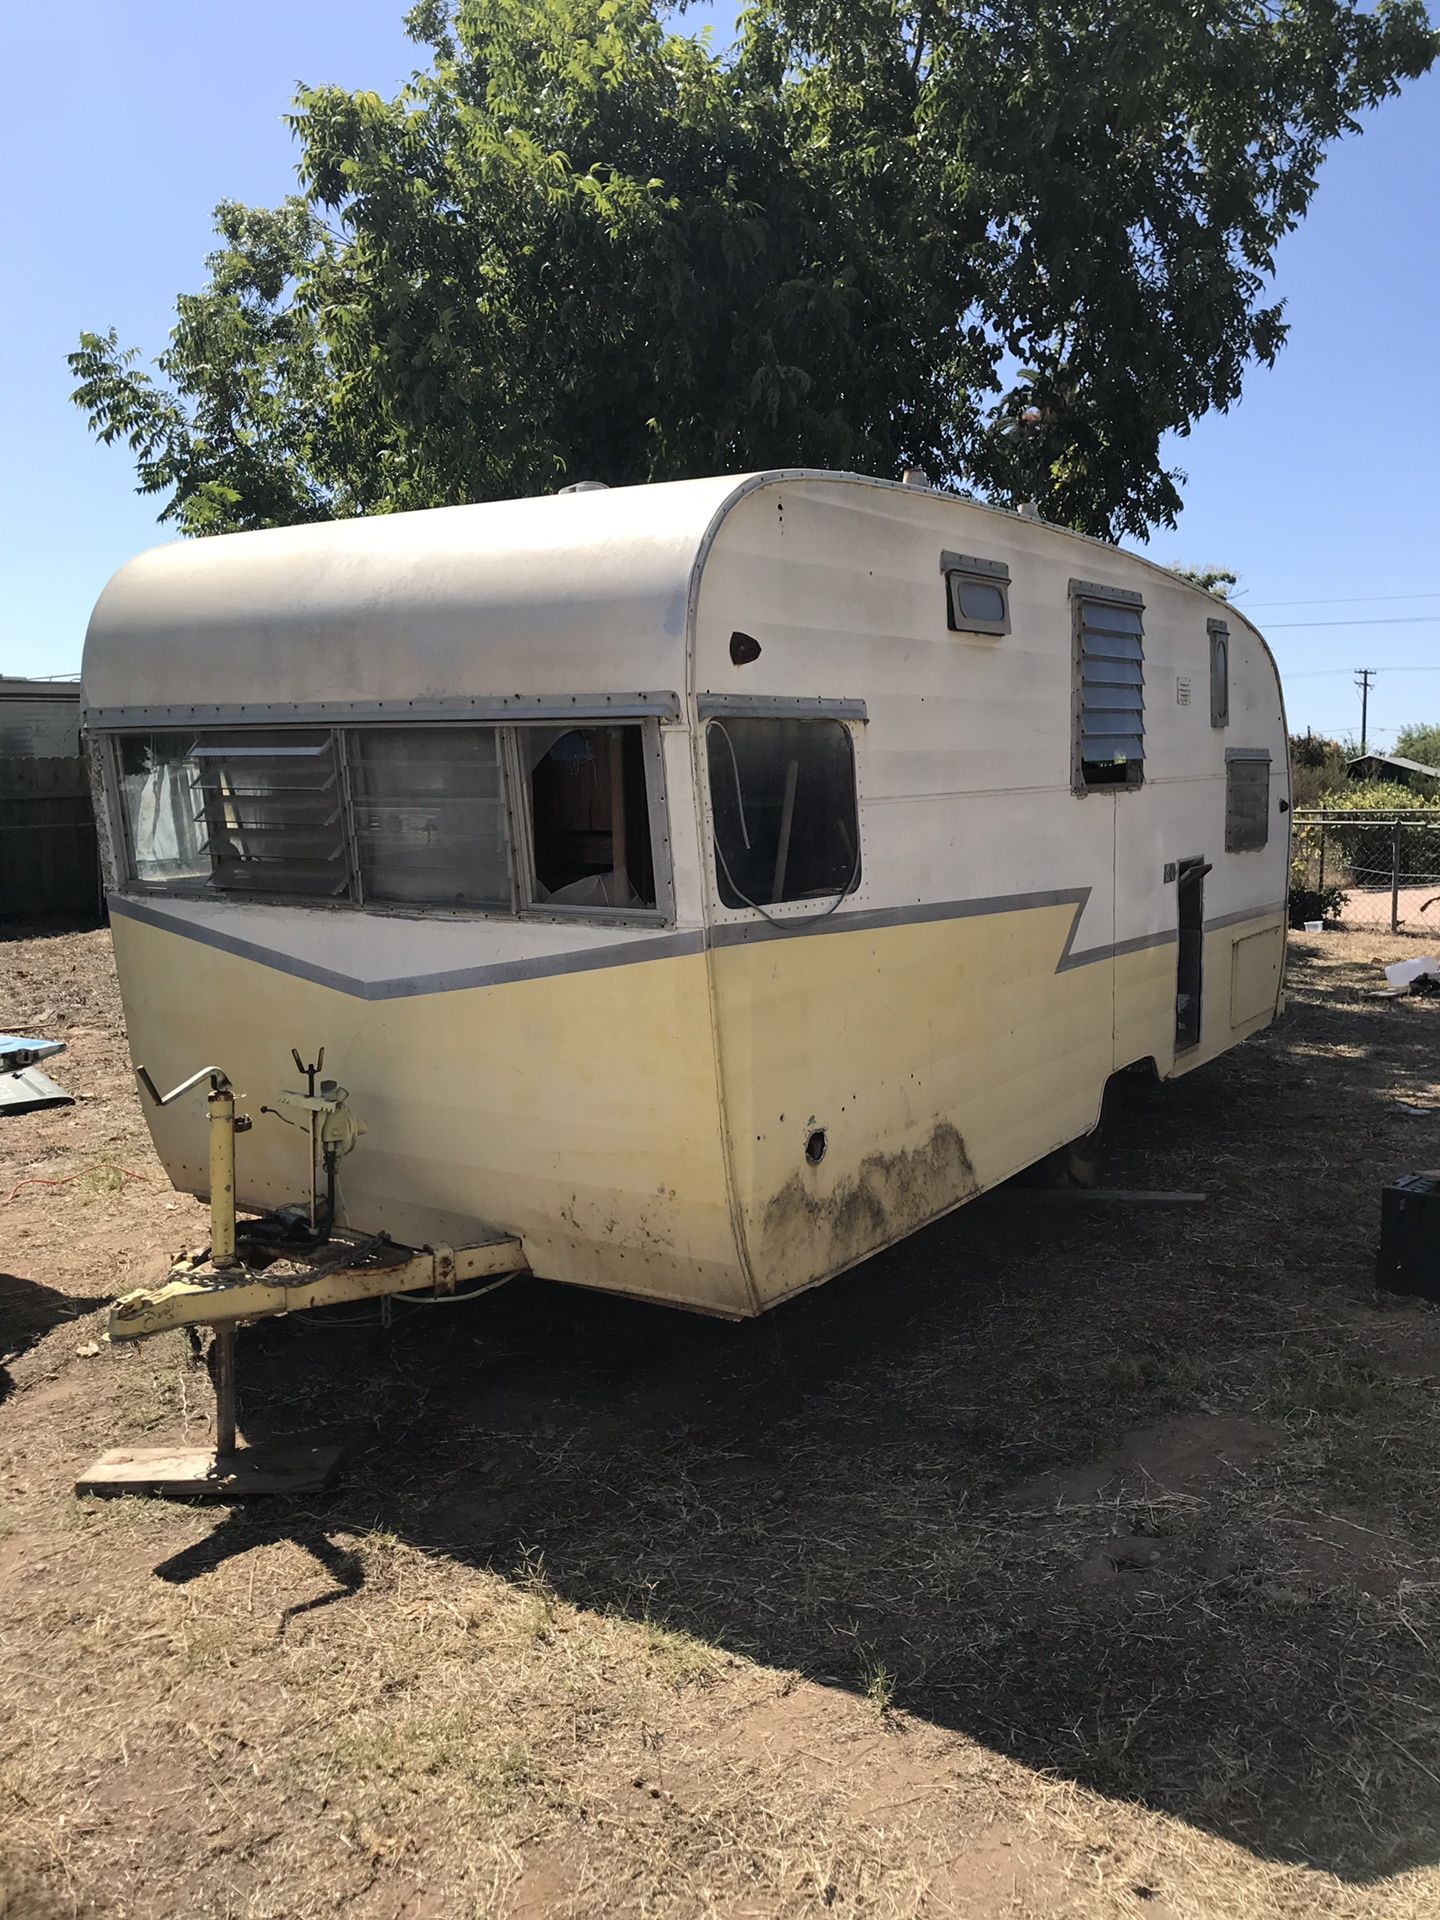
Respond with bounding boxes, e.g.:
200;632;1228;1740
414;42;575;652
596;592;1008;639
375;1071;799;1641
558;480;609;494
901;468;929;488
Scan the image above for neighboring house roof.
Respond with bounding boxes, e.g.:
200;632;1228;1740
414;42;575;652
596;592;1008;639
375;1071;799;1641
0;677;81;700
0;677;83;758
1346;753;1440;779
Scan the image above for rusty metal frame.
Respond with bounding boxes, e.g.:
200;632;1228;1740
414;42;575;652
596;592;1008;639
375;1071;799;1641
107;1236;527;1341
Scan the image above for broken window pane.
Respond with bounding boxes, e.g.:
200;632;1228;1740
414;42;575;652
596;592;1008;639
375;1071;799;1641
527;725;656;910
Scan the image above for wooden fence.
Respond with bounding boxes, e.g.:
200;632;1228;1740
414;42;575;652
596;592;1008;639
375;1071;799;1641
0;756;102;923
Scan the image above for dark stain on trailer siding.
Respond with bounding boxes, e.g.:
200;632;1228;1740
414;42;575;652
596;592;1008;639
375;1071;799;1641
756;1120;978;1283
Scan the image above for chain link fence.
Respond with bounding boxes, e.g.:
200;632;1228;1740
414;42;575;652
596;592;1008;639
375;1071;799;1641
1291;809;1440;935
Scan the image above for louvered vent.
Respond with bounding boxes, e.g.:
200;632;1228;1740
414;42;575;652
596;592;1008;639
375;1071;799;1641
1076;596;1145;788
190;734;349;896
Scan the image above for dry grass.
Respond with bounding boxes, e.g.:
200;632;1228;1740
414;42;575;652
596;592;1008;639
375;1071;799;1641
3;926;1440;1917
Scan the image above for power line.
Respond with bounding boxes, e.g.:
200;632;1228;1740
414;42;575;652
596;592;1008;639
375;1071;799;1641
1265;614;1440;629
1244;590;1440;608
1283;665;1440;678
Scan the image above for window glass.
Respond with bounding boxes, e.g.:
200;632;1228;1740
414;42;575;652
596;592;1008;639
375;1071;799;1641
349;727;509;907
946;568;1010;634
527;725;656;910
941;552;1011;636
958;579;1006;623
707;717;860;909
953;578;1006;626
112;721;666;918
1077;596;1145;788
1210;625;1230;728
117;734;208;886
1225;753;1270;852
192;733;346;896
119;730;345;895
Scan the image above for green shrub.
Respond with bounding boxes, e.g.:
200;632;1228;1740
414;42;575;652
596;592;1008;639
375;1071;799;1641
1306;782;1440;881
1311;780;1440;814
1394;722;1440;771
1288;733;1348;809
1288;881;1348;928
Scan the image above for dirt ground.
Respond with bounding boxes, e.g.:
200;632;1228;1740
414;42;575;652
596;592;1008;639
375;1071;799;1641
3;925;1440;1920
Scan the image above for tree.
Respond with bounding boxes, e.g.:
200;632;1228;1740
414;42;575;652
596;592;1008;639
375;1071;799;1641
71;202;347;532
71;0;1437;540
1170;566;1238;600
1288;730;1348;808
1394;722;1440;769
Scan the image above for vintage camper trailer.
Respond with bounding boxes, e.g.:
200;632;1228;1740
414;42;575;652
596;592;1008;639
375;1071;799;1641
82;471;1289;1322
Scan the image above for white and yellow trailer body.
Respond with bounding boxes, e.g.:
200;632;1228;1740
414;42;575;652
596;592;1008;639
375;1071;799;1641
83;472;1289;1320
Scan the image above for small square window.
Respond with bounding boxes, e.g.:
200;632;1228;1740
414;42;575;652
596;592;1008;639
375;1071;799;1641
941;550;1010;635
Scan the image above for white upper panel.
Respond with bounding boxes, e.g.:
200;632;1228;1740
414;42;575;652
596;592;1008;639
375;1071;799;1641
82;474;755;715
690;474;1286;946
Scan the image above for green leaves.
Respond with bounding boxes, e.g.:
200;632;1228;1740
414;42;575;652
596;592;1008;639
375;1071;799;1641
1394;724;1440;771
1170;566;1239;601
70;203;355;534
71;0;1437;541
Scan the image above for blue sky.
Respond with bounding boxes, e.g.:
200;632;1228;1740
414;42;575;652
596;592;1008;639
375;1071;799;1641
3;1;1436;747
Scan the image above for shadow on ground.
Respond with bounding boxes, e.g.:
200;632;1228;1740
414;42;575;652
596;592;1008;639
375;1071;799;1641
159;948;1440;1884
0;1271;111;1407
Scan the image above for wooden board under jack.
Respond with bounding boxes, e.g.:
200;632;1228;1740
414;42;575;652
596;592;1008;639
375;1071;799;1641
76;1441;343;1499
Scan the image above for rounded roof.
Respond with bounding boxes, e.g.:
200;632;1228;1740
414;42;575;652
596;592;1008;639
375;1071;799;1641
82;468;1275;719
82;473;756;716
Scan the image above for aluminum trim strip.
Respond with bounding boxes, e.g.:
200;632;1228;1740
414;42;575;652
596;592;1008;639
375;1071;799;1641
709;886;1089;952
84;692;682;730
1069;577;1145;608
1203;901;1285;933
938;550;1011;582
695;694;868;721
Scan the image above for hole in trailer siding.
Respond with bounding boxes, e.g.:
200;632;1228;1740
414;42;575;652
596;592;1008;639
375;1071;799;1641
805;1128;828;1165
729;630;762;666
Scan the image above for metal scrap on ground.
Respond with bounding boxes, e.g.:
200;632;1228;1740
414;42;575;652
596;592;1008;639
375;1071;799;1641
0;1034;72;1115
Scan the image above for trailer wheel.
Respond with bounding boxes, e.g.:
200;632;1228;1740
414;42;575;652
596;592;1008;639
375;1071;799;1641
1022;1105;1110;1189
1053;1121;1107;1189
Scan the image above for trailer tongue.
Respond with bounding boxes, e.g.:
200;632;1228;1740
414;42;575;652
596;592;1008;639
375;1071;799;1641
76;1053;525;1499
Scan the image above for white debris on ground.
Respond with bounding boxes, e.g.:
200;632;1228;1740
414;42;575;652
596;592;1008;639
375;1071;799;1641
1384;956;1440;993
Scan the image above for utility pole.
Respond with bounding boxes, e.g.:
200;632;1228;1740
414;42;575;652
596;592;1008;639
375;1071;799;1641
1355;668;1375;754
